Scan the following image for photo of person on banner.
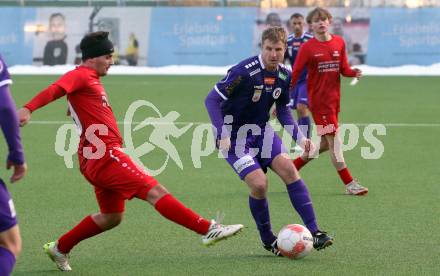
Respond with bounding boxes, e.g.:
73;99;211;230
43;13;68;65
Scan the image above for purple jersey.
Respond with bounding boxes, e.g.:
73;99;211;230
285;32;313;84
0;55;24;165
213;55;291;128
0;56;19;232
0;55;12;87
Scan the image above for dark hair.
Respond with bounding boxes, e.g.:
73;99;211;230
290;13;304;20
49;13;65;22
266;12;282;27
80;31;114;61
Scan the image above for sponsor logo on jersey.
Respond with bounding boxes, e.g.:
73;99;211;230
233;155;255;173
244;60;259;69
314;53;324;57
249;68;261;77
264;77;275;85
252;85;263;102
333;51;340;57
278;72;287;81
273;88;282;99
293;42;301;46
252;90;262;102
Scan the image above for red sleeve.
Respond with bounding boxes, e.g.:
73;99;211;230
340;41;356;77
290;44;308;87
24;84;66;112
54;69;87;94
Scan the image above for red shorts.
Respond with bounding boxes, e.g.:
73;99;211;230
313;113;339;136
80;147;158;213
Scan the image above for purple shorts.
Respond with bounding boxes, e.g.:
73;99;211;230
290;81;308;109
0;179;17;232
222;125;287;180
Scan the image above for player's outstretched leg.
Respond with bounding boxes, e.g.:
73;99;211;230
202;220;243;246
43;241;71;271
151;189;243;246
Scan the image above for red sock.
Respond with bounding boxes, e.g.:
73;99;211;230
338;168;354;185
58;215;103;254
155;194;211;235
293;157;307;171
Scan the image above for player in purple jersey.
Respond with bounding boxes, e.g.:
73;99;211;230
285;13;313;138
0;55;27;275
205;26;333;256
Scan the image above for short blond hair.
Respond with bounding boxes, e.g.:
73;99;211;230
306;7;333;24
261;26;287;46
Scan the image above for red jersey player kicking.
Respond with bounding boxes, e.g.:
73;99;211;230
18;32;243;272
290;8;368;196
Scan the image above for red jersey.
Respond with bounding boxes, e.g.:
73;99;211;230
55;66;123;150
291;35;356;115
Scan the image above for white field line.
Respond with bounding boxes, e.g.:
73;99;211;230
27;121;440;127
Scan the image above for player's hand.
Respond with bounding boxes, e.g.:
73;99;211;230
218;137;231;152
17;107;32;127
6;160;27;183
353;68;362;79
299;138;314;154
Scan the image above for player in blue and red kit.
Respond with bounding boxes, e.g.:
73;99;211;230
290;8;368;195
0;54;27;276
205;26;333;256
285;13;313;138
18;32;243;272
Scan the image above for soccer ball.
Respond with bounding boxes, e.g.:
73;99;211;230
277;224;313;259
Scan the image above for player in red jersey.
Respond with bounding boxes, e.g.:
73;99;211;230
17;32;243;272
290;8;368;196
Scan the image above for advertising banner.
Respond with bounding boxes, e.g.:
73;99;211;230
28;7;151;66
367;8;440;66
0;8;35;66
148;8;257;66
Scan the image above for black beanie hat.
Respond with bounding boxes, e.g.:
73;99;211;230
80;31;114;60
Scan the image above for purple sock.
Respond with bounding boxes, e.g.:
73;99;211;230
286;179;319;234
298;116;311;138
249;196;276;245
0;246;15;276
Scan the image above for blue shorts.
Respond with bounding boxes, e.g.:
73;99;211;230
289;81;308;109
222;125;287;180
0;179;17;232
